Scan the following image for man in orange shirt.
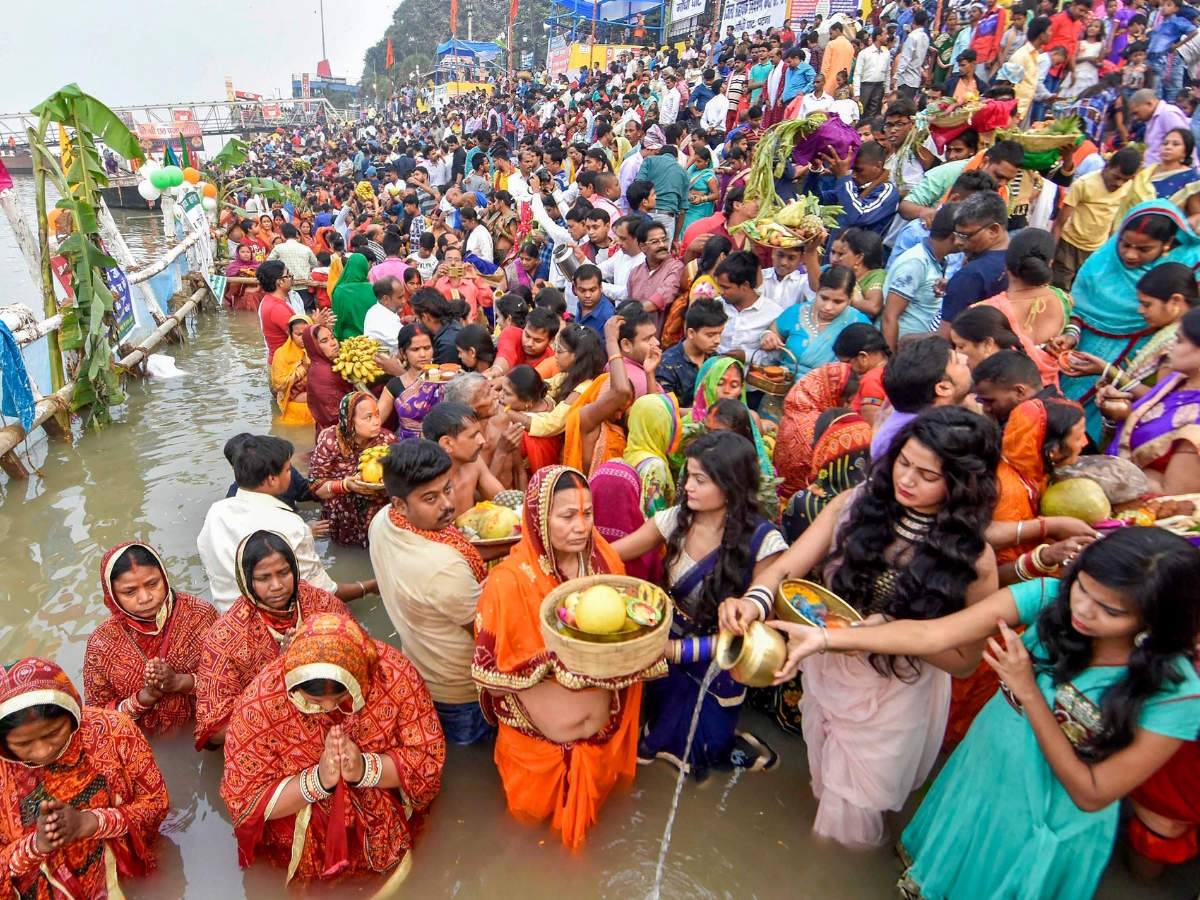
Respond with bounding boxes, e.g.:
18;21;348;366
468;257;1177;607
820;23;855;87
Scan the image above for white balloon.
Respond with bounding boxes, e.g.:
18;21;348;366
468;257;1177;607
140;159;162;175
137;180;161;202
201;196;217;211
170;184;188;199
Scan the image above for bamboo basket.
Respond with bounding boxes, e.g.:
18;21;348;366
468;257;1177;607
747;347;798;396
924;100;983;129
998;129;1081;152
540;575;671;680
775;579;864;630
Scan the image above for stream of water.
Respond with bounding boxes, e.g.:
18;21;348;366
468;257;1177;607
0;182;1194;898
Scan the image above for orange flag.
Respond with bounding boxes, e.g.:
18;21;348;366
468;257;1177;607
510;0;519;20
386;36;394;69
450;0;458;35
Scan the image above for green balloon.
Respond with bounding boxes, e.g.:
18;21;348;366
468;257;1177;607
149;169;172;190
162;165;184;187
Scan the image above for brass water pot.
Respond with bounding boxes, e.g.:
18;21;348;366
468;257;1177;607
715;622;787;688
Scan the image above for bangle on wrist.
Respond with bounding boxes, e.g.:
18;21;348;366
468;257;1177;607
1016;520;1025;544
819;628;830;654
357;581;366;598
1038;516;1047;542
607;353;622;363
355;752;384;788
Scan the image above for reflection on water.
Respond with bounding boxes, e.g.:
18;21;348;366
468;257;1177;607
0;226;1196;897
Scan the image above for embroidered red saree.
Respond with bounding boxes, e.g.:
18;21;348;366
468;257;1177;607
221;614;444;885
0;658;168;900
82;542;219;735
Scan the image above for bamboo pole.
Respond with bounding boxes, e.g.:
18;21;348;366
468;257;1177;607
124;228;205;285
0;186;44;290
97;200;169;323
115;285;207;372
11;314;62;347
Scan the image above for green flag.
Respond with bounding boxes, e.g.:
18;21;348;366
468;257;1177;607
163;144;180;167
179;134;193;169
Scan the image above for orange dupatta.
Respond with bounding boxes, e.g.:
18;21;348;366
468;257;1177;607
561;374;627;476
472;466;663;848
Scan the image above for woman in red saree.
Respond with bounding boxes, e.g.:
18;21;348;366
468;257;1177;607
472;466;665;849
0;658;168;899
775;362;855;501
83;542;219;735
194;531;348;749
301;324;352;434
221;613;444;887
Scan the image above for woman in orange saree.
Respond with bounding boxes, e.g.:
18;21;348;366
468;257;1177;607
945;397;1093;749
0;658;168;899
194;531;348;749
221;613;444;887
775;362;855;502
472;466;666;849
82;542;219;735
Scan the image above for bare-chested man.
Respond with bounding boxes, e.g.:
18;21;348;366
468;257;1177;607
441;372;525;489
421;400;504;517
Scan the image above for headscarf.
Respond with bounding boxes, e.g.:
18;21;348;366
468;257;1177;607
1071;200;1200;337
283;614;377;717
691;356;774;481
523;465;611;580
336;390;376;455
624;392;682;470
100;541;175;636
225;247;261;278
330;253;376;340
235;530;301;615
0;658;81;761
270;314;311;393
589;460;662;583
301;324;351;432
643;125;666;150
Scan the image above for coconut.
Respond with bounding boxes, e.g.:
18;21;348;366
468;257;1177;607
1040;478;1112;525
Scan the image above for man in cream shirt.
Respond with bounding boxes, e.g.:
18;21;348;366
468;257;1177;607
368;439;492;745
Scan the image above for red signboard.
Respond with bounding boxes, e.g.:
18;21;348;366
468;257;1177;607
262;104;281;119
49;255;74;299
135;122;202;140
172;109;194;122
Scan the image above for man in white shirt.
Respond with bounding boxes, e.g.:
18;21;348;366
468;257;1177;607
701;80;729;132
363;276;406;354
715;250;782;358
760;246;814;308
617;120;645;211
853;28;892;118
368;439;491;745
598;215;646;302
895;11;930;100
659;74;681;125
198;435;369;612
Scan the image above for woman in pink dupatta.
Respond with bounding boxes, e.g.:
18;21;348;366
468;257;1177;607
589;461;662;583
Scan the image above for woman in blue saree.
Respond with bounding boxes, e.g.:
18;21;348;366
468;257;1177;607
683;146;719;231
613;431;786;777
760;265;869;377
1054;200;1200;439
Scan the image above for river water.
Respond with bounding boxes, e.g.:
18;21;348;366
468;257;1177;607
0;183;1195;898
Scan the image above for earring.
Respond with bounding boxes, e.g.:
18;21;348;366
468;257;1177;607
1134;630;1149;648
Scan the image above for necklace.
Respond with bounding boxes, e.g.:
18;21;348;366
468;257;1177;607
895;509;937;544
1006;287;1053;333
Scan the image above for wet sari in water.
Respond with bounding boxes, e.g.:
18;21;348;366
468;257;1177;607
221;614;444;885
0;658;168;900
301;324;352;434
472;466;665;849
308;392;397;547
194;534;349;749
82;542;219;736
269;315;315;426
391;376;444;441
589;461;662;584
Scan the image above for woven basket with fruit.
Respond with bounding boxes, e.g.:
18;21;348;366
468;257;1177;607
734;196;843;252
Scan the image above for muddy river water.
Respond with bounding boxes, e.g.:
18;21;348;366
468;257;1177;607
0;197;1195;898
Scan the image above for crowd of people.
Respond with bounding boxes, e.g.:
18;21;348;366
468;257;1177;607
9;2;1200;897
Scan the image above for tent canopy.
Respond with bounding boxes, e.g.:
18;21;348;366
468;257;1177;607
547;0;662;23
435;39;503;61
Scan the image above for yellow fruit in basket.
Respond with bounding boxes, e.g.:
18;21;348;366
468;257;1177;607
360;459;384;484
477;506;520;539
574;585;628;634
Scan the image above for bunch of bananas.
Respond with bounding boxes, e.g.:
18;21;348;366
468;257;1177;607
355;180;376;201
357;445;390;484
332;336;385;384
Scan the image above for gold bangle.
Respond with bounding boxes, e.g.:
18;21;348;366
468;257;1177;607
607;353;622;363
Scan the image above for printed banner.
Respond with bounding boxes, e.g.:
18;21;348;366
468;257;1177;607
172;109;194;122
206;273;226;303
262;104;281;119
49;255;75;299
104;265;136;342
720;0;790;36
176;188;214;284
671;0;709;19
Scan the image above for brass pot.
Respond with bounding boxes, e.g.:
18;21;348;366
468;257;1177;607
715;622;787;688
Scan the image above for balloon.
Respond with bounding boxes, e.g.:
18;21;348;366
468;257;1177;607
162;165;184;186
149;169;172;190
201;182;217;198
182;167;200;184
140;159;162;175
202;196;218;211
137;181;161;202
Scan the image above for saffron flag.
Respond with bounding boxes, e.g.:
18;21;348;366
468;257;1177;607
386;36;394;69
450;0;458;35
510;0;519;21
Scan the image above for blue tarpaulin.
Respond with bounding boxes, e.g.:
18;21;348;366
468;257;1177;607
435;39;504;61
548;0;662;22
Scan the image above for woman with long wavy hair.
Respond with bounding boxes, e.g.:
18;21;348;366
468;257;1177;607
767;526;1200;900
720;406;1002;847
614;432;787;776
